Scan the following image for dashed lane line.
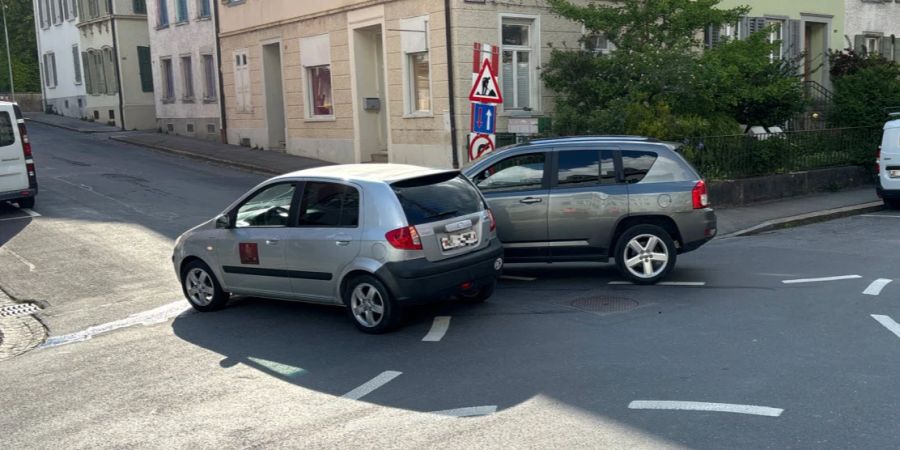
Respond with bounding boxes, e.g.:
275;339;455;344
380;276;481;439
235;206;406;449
341;371;402;401
628;400;783;417
422;316;451;342
860;214;900;218
871;315;900;340
863;279;893;296
782;275;862;284
431;405;498;418
608;281;706;286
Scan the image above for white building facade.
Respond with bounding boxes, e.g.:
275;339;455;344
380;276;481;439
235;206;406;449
146;0;221;141
845;0;900;60
33;0;87;118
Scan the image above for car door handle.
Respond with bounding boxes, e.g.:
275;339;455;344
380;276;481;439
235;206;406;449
265;239;279;245
330;233;353;246
520;197;543;204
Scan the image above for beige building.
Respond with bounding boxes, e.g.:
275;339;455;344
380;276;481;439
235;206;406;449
217;0;585;168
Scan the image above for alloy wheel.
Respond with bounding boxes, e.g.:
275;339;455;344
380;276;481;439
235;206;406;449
623;234;670;279
351;283;385;328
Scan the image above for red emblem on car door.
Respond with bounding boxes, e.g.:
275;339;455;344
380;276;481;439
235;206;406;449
239;243;259;265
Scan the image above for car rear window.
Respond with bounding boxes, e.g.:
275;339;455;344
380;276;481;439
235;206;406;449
0;112;14;147
622;150;658;184
392;173;483;226
12;105;23;120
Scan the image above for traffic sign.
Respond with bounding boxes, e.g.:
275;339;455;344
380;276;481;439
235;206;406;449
468;133;495;161
468;60;503;104
471;103;496;134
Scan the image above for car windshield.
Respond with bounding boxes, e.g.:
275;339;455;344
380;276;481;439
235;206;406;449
392;173;483;225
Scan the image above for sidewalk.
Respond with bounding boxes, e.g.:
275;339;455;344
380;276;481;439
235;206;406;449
109;132;330;175
25;112;121;133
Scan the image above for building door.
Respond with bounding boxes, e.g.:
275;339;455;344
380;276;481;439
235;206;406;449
352;24;388;163
803;21;828;86
263;42;286;151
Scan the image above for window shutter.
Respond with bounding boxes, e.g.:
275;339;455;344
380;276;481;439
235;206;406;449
51;54;58;87
82;52;92;94
137;46;153;92
854;35;866;54
786;20;802;58
881;37;892;57
72;46;82;84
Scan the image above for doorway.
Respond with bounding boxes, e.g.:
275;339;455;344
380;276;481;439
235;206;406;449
803;21;828;86
352;24;388;163
263;42;286;151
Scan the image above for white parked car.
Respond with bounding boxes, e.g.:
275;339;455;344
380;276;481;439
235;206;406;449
0;102;37;209
877;112;900;209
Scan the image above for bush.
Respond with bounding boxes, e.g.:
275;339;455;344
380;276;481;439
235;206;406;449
829;49;900;127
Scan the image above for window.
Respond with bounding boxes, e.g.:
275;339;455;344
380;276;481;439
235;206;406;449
584;32;614;55
0;112;14;147
307;66;333;116
72;45;82;84
61;0;69;21
69;0;77;18
391;174;483;226
133;0;146;14
81;52;92;93
621;151;658;184
137;46;153;92
202;54;217;101
181;56;194;100
161;58;175;102
157;0;169;27
233;50;250;112
557;150;616;186
198;0;210;18
103;48;117;94
50;0;58;24
473;153;545;191
176;0;188;22
298;182;360;228
92;51;107;94
406;52;430;113
38;0;47;28
82;0;106;20
767;20;784;61
501;17;536;111
43;53;58;88
866;36;881;55
235;183;296;228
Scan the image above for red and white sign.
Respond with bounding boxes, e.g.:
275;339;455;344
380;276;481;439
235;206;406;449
468;133;495;161
473;43;499;77
468;60;503;104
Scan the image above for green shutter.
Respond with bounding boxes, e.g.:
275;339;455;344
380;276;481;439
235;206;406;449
138;46;154;92
133;0;146;14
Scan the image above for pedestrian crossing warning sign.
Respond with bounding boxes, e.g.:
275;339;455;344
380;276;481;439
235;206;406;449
468;60;503;104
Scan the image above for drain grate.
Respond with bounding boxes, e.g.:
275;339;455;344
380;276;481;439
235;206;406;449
0;303;42;318
570;295;638;314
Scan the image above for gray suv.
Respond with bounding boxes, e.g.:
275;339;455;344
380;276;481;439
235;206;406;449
463;137;716;284
173;164;503;333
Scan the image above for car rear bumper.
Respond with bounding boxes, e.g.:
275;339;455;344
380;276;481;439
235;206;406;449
376;239;504;305
676;208;717;253
877;178;900;199
0;187;37;203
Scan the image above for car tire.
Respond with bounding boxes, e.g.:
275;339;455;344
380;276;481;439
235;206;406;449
344;274;401;334
17;197;34;209
181;260;229;312
460;280;496;304
884;198;900;210
614;224;677;285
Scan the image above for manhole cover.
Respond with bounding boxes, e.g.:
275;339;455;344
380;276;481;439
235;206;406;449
0;303;41;318
570;295;638;314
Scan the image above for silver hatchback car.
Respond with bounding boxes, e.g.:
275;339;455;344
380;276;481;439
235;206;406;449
463;136;717;284
173;164;503;333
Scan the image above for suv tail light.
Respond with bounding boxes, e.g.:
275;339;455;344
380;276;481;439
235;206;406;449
486;209;496;231
692;180;709;209
385;226;423;250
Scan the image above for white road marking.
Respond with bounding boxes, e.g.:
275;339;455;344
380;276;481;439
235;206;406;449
246;357;306;378
628;400;783;417
871;315;900;340
0;215;32;222
431;405;497;418
781;275;861;284
500;275;537;281
608;281;706;286
22;208;41;217
341;371;402;401
0;247;36;272
863;279;893;296
861;214;900;218
422;316;452;342
40;301;192;349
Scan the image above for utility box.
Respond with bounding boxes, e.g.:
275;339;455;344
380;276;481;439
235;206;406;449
363;97;381;112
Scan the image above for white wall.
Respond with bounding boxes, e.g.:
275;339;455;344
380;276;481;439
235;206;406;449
33;0;86;118
845;0;900;57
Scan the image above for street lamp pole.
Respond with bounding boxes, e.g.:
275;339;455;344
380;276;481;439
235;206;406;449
1;1;14;102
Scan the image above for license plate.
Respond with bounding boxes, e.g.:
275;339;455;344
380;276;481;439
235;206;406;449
891;170;900;178
440;230;478;250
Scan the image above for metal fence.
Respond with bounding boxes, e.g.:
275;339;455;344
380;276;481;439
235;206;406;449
682;126;881;180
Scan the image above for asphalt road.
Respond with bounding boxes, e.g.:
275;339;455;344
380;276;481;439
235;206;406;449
2;124;900;449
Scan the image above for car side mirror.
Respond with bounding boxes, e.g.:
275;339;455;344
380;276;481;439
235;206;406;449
215;214;232;229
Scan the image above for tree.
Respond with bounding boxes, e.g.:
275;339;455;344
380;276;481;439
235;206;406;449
0;0;41;93
828;49;900;128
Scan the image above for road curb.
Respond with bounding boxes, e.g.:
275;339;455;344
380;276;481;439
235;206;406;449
26;117;120;134
722;201;885;237
108;136;282;176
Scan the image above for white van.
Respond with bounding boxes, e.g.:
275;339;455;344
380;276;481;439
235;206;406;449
0;102;37;209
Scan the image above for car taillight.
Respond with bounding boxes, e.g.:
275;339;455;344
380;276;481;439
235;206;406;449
876;145;881;174
18;123;31;158
385;226;423;250
692;180;709;209
486;209;496;232
26;162;35;178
